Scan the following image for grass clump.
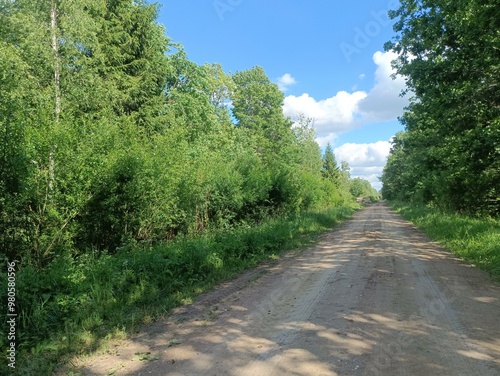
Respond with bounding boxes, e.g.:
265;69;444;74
0;205;355;375
392;202;500;279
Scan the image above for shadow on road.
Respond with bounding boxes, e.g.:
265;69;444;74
74;203;500;376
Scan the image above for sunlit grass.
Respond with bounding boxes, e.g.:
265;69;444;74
2;204;356;375
392;202;500;279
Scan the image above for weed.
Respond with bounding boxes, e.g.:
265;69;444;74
392;202;500;279
207;306;219;320
0;204;356;375
132;351;160;362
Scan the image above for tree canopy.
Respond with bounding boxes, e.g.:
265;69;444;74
0;3;384;367
381;0;500;216
0;0;373;267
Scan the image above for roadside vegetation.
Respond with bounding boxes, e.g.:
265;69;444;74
392;203;500;280
0;1;380;374
381;0;499;217
2;205;357;374
381;1;499;279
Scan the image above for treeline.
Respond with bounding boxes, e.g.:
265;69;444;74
381;0;499;216
0;1;379;268
0;2;383;369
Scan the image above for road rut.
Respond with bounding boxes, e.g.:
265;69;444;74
73;203;500;375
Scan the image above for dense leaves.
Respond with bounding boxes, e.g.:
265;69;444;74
381;0;500;216
0;1;380;369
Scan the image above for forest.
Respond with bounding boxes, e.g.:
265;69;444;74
380;0;499;216
4;0;498;373
0;0;380;372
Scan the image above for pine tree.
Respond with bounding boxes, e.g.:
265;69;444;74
322;143;340;183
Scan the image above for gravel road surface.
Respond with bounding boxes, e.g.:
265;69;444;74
73;202;500;375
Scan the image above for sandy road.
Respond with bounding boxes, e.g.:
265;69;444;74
74;203;500;375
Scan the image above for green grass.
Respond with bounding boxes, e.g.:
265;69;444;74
0;204;356;375
392;202;500;279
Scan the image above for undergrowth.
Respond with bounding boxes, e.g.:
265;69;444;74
392;202;500;279
0;205;356;375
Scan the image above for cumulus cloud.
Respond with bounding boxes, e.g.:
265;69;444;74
282;50;408;141
283;91;367;131
277;73;297;92
280;51;408;189
334;141;392;190
283;90;367;148
315;133;338;149
357;51;408;121
334;141;391;167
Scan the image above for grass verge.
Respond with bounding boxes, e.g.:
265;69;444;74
0;205;356;375
392;202;500;280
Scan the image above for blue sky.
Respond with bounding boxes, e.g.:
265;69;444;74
155;0;407;189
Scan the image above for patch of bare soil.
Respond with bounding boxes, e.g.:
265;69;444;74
63;203;500;375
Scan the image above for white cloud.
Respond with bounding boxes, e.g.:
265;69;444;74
334;141;392;190
334;141;391;167
283;91;367;134
315;133;338;149
282;50;409;140
357;51;408;121
281;51;408;190
277;73;297;92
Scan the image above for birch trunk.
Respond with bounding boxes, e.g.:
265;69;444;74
49;0;59;194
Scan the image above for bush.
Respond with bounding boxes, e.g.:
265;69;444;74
0;205;356;374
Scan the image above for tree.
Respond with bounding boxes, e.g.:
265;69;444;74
350;178;380;201
0;29;34;261
383;0;500;215
0;0;69;265
322;143;340;183
231;66;293;158
0;0;177;262
89;0;172;131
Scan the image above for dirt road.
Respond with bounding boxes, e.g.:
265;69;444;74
74;203;500;375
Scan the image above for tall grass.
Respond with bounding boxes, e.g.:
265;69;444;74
392;203;500;279
0;205;355;375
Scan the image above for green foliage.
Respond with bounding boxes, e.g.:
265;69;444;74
393;202;500;279
0;1;364;374
231;66;294;159
0;205;355;375
382;0;500;216
350;177;380;202
322;143;340;183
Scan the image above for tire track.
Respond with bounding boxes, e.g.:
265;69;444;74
66;203;500;376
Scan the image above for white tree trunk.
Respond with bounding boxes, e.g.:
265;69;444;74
49;0;59;194
51;0;60;120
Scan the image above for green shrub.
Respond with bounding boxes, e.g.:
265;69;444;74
0;205;355;375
